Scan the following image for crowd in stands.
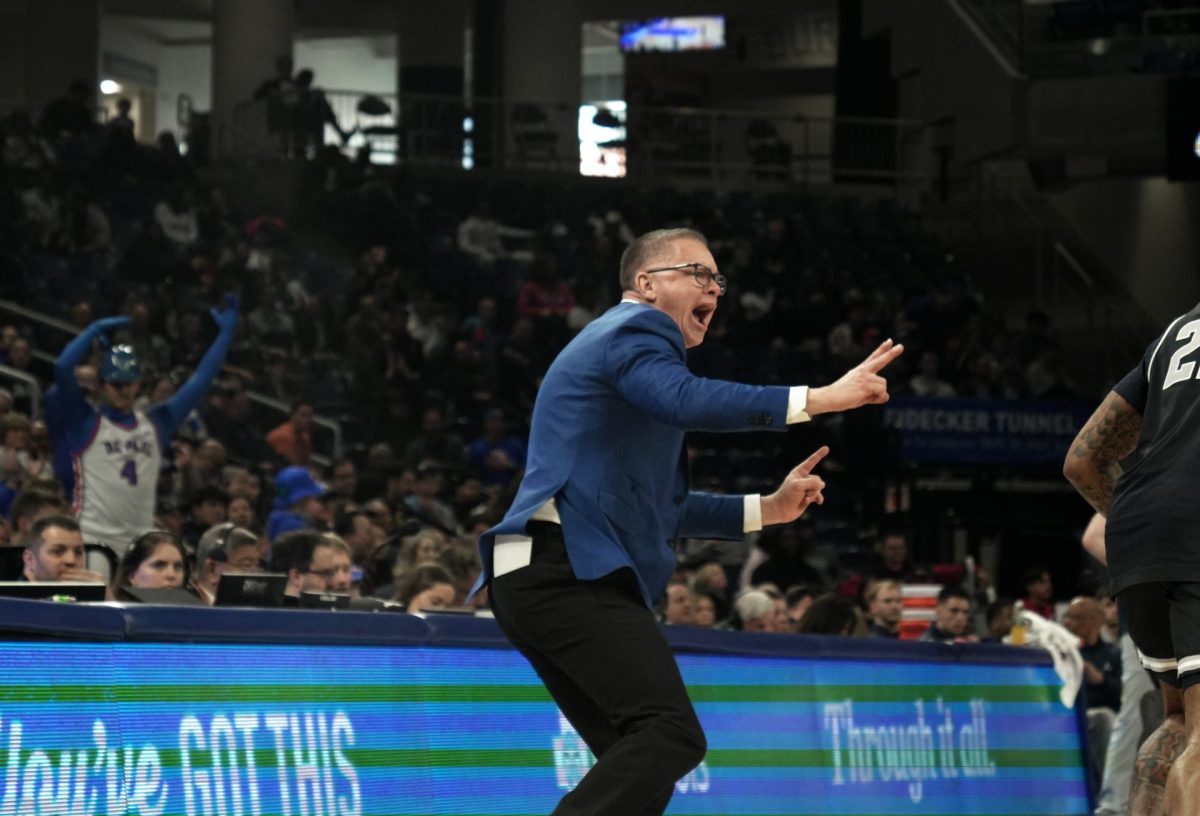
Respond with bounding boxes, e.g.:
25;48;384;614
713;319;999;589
0;80;1091;620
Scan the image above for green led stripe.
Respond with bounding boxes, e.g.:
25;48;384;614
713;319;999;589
704;748;1081;768
688;684;1059;704
0;684;554;704
0;683;1056;705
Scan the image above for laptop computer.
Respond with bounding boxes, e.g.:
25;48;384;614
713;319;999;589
117;586;207;606
214;573;288;608
0;581;108;602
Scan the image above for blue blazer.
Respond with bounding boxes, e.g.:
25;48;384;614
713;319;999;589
478;302;791;607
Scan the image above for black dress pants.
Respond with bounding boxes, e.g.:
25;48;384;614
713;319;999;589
489;522;706;816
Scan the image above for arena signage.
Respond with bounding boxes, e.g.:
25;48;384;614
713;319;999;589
0;641;1087;815
883;397;1095;464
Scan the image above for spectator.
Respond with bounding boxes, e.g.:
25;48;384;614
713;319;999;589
1021;565;1056;620
402;405;468;472
330;457;358;500
784;585;817;630
909;350;956;398
467;407;526;488
436;542;485;608
691;592;717;628
661;581;694;626
1062;595;1122;792
864;579;904;638
869;529;928;583
403;461;459;533
266;400;314;465
272;530;352;602
7;488;67;547
393;562;457;613
181;486;228;550
50;297;238;556
796;594;863;636
692;561;731;621
732;589;776;632
334;509;382;574
191;522;262;605
113;531;187;592
22;515;105;586
267;466;326;543
227;495;257;531
920;585;977;643
984;597;1015;643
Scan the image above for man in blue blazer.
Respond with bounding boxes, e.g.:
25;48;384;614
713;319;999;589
479;227;902;815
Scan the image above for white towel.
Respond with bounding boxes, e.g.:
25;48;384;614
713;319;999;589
1004;609;1084;709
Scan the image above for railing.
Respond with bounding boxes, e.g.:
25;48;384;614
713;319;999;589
0;365;41;418
960;0;1200;77
231;90;927;194
0;299;343;464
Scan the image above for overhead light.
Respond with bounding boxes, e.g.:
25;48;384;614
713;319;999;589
100;79;122;95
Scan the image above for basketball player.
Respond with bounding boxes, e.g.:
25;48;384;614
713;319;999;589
1064;301;1200;815
50;295;239;556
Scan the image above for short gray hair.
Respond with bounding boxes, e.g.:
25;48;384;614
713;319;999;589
618;228;707;292
734;589;774;624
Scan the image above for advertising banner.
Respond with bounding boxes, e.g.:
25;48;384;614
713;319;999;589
0;641;1087;815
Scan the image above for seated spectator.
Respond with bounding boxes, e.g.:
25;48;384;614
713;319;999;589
869;528;928;583
334;509;383;577
329;457;358;501
435;540;484;607
731;589;777;632
661;580;694;626
22;515;106;586
8;488;67;547
919;585;977;643
227;495;257;532
403;461;459;533
181;486;228;551
267;466;326;543
796;594;863;636
691;592;717;628
271;530;352;603
402;406;469;473
392;562;456;613
266;400;314;465
113;531;187;592
909;350;956;398
784;585;817;631
864;579;903;638
692;561;731;621
467;408;526;488
191;523;262;605
984;597;1015;643
1062;596;1122;785
1021;565;1056;620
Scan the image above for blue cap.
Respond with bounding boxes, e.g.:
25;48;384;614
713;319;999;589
100;345;142;383
273;466;325;509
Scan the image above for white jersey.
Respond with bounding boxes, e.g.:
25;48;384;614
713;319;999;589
73;411;162;555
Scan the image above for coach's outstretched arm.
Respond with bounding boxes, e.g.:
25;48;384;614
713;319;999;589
805;340;904;416
1063;390;1141;516
761;446;829;526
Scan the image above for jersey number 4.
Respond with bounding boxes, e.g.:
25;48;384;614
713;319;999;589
119;459;138;486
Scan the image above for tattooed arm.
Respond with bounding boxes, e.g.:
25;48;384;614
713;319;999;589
1063;390;1142;516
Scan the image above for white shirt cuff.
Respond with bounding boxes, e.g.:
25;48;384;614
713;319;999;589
786;386;811;423
743;494;763;533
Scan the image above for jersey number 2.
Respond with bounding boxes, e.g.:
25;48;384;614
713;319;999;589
1164;319;1200;390
119;459;138;486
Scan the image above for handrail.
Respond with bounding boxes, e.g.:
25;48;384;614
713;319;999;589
0;365;41;417
245;389;342;466
1053;241;1094;289
0;299;343;463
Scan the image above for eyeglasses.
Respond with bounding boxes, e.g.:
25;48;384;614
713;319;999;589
645;263;727;296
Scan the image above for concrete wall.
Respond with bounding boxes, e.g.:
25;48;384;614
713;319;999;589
100;16;211;138
1048;178;1200;325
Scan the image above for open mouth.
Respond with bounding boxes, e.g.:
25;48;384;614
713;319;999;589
691;306;714;331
